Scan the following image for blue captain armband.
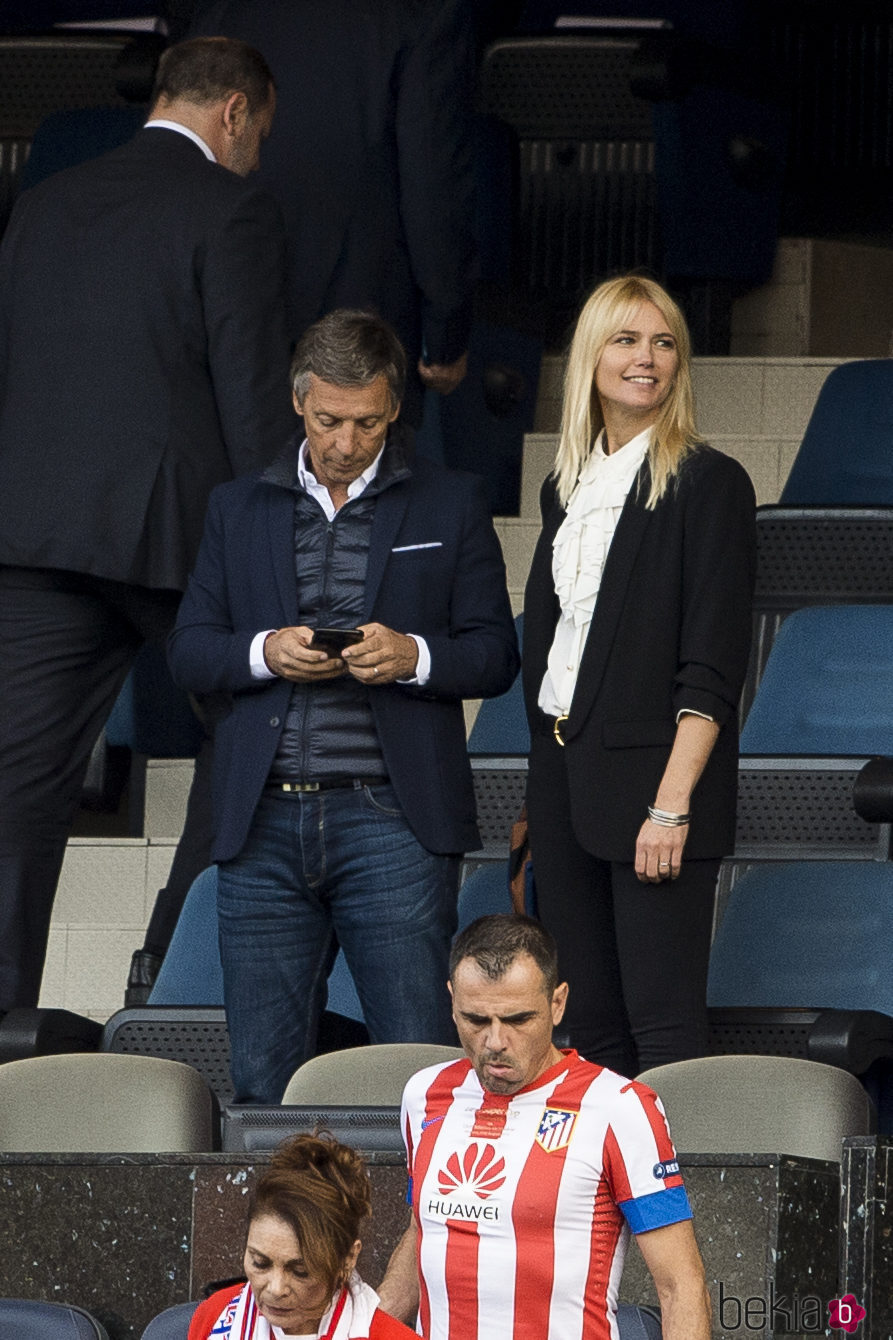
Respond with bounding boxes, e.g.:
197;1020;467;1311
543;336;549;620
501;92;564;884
619;1185;692;1235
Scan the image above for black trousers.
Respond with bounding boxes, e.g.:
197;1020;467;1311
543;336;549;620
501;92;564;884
0;566;211;1010
526;728;719;1078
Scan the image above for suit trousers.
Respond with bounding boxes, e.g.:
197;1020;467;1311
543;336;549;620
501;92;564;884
0;566;209;1010
526;729;719;1078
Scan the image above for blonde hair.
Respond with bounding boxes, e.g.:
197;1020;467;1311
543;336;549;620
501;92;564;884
553;275;701;509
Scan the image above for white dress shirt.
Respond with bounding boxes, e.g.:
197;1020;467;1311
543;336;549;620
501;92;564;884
249;440;430;683
538;427;650;718
142;120;216;162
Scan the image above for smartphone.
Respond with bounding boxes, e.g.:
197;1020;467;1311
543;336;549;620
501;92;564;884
309;627;364;655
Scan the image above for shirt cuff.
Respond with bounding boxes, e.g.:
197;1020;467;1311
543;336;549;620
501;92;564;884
250;629;279;680
675;708;715;725
398;634;430;686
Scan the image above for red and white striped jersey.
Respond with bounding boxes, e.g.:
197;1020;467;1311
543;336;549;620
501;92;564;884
401;1050;690;1340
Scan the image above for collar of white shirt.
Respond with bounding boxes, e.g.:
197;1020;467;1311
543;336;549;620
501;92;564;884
297;438;386;521
143;120;216;162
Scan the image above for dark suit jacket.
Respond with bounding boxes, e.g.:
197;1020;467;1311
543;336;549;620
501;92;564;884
0;128;294;591
168;429;520;859
190;0;476;416
523;446;756;860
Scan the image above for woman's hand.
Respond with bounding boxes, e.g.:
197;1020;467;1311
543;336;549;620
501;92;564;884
634;816;689;883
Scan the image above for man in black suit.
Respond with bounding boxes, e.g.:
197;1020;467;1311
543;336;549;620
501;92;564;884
0;37;294;1013
168;310;519;1103
189;0;476;425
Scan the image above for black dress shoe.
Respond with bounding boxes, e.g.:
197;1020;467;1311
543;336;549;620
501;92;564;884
125;949;162;1007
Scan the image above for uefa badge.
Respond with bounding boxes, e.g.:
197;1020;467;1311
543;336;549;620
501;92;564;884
536;1106;577;1152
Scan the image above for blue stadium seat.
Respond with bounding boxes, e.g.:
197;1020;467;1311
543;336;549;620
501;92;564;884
468;615;529;757
0;1299;111;1339
617;1305;663;1340
105;643;204;758
139;1301;198;1340
457;863;513;928
707;862;893;1128
780;359;893;505
148;867;223;1006
739;605;893;756
708;862;893;1017
149;867;363;1022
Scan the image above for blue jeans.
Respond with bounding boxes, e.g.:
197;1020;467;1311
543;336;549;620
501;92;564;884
217;782;459;1103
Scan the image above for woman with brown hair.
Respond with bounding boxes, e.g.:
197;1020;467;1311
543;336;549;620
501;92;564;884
188;1133;417;1340
523;274;756;1077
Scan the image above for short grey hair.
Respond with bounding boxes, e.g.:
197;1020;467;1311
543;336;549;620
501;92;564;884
290;309;406;408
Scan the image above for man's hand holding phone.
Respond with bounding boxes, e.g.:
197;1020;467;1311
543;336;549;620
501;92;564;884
263;626;358;682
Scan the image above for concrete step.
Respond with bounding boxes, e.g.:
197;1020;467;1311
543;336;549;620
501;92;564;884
42;837;176;1020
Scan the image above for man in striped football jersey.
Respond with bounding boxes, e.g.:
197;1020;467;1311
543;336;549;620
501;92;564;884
378;914;710;1340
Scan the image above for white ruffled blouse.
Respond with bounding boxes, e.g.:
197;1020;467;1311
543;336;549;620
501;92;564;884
538;426;651;718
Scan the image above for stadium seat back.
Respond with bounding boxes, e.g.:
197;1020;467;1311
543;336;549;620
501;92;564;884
708;862;893;1016
282;1043;464;1105
139;1301;199;1340
780;359;893;505
0;1299;111;1339
638;1055;874;1163
0;1053;217;1153
739;605;893;756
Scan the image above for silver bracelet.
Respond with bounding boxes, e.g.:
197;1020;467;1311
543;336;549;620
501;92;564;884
647;805;691;828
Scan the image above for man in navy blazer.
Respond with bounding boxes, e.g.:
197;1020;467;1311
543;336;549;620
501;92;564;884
0;38;293;1015
169;310;519;1103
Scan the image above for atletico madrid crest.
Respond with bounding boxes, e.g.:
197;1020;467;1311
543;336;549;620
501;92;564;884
536;1106;577;1152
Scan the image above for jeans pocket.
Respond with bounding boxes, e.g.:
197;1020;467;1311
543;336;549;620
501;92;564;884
361;783;404;818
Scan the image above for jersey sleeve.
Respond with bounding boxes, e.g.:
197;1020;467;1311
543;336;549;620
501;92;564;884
603;1079;693;1235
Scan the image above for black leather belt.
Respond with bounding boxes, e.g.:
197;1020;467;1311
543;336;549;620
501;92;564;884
266;776;388;793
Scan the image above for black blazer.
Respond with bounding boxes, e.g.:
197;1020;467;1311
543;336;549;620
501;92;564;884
0;128;294;591
523;446;756;861
168;431;520;860
190;0;476;413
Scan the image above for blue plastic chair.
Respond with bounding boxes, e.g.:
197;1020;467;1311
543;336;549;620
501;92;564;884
105;643;204;758
780;359;893;504
708;862;893;1017
468;614;528;756
0;1299;110;1338
149;867;363;1023
456;864;514;928
617;1306;663;1340
139;1301;198;1340
739;605;893;756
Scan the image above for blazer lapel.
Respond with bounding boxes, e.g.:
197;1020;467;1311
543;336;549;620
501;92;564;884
565;461;652;738
362;481;411;620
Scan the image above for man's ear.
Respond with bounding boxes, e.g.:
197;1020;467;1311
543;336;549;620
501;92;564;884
221;90;249;135
292;390;303;416
388;398;401;424
551;981;569;1027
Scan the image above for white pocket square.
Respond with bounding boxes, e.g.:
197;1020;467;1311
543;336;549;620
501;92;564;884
391;542;443;552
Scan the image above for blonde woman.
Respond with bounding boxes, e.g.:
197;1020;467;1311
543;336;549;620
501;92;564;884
522;275;756;1076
